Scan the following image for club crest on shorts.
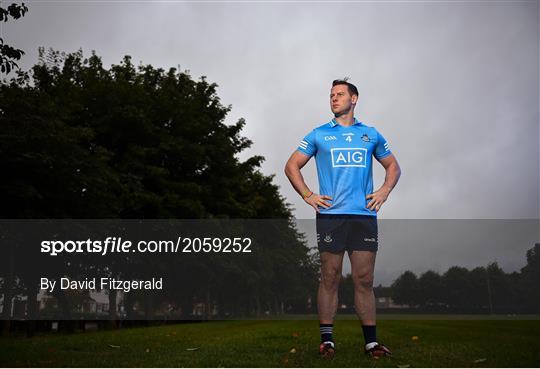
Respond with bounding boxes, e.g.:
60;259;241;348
323;234;333;243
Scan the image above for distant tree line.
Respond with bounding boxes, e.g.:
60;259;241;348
384;244;539;313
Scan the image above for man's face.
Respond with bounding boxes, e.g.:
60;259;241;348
330;84;357;117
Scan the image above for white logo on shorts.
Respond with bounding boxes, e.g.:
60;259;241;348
364;237;376;242
324;234;333;243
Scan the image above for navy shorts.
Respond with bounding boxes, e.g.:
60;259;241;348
316;213;378;253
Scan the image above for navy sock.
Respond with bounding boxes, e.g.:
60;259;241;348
362;325;377;344
320;323;333;343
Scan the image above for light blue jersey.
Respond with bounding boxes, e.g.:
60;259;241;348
297;118;392;216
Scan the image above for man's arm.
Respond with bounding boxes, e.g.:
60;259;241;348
284;151;332;213
366;153;401;212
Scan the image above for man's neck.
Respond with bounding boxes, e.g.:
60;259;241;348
334;111;355;127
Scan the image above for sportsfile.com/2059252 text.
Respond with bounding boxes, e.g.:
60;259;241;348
40;237;253;256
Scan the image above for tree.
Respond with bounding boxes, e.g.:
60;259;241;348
391;271;419;306
520;243;540;311
1;2;28;74
2;48;292;219
441;266;470;310
486;262;515;313
417;270;443;308
0;48;318;325
468;266;491;312
339;274;355;309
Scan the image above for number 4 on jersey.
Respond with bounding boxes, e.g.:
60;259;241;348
346;136;352;142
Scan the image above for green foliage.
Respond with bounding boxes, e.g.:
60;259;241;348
521;243;540;310
0;2;28;74
1;48;292;219
1;48;318;318
417;270;443;307
441;266;470;308
391;270;419;306
0;2;28;20
390;248;540;313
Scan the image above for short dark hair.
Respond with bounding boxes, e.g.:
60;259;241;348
332;78;358;97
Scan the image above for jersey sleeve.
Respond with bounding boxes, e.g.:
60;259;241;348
297;129;317;157
374;129;392;159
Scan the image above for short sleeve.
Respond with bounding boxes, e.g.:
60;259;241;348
374;129;392;159
297;130;317;157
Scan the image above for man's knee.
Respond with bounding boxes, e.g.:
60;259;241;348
320;267;342;290
352;272;374;292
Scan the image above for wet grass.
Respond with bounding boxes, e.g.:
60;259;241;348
1;318;539;367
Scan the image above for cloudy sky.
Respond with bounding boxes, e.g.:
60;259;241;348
3;0;539;284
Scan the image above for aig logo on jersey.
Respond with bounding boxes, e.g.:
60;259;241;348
330;148;367;168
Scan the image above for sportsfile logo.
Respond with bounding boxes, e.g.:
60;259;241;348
331;148;367;168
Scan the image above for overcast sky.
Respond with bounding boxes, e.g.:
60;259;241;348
3;0;539;284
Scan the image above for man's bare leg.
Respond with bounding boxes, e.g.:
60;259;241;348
349;249;392;356
349;250;377;325
317;250;344;356
318;250;345;323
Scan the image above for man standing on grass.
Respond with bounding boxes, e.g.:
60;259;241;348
284;79;401;358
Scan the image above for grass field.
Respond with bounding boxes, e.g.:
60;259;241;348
1;317;539;367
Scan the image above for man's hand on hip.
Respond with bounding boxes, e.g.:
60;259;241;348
366;188;390;212
305;194;332;213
